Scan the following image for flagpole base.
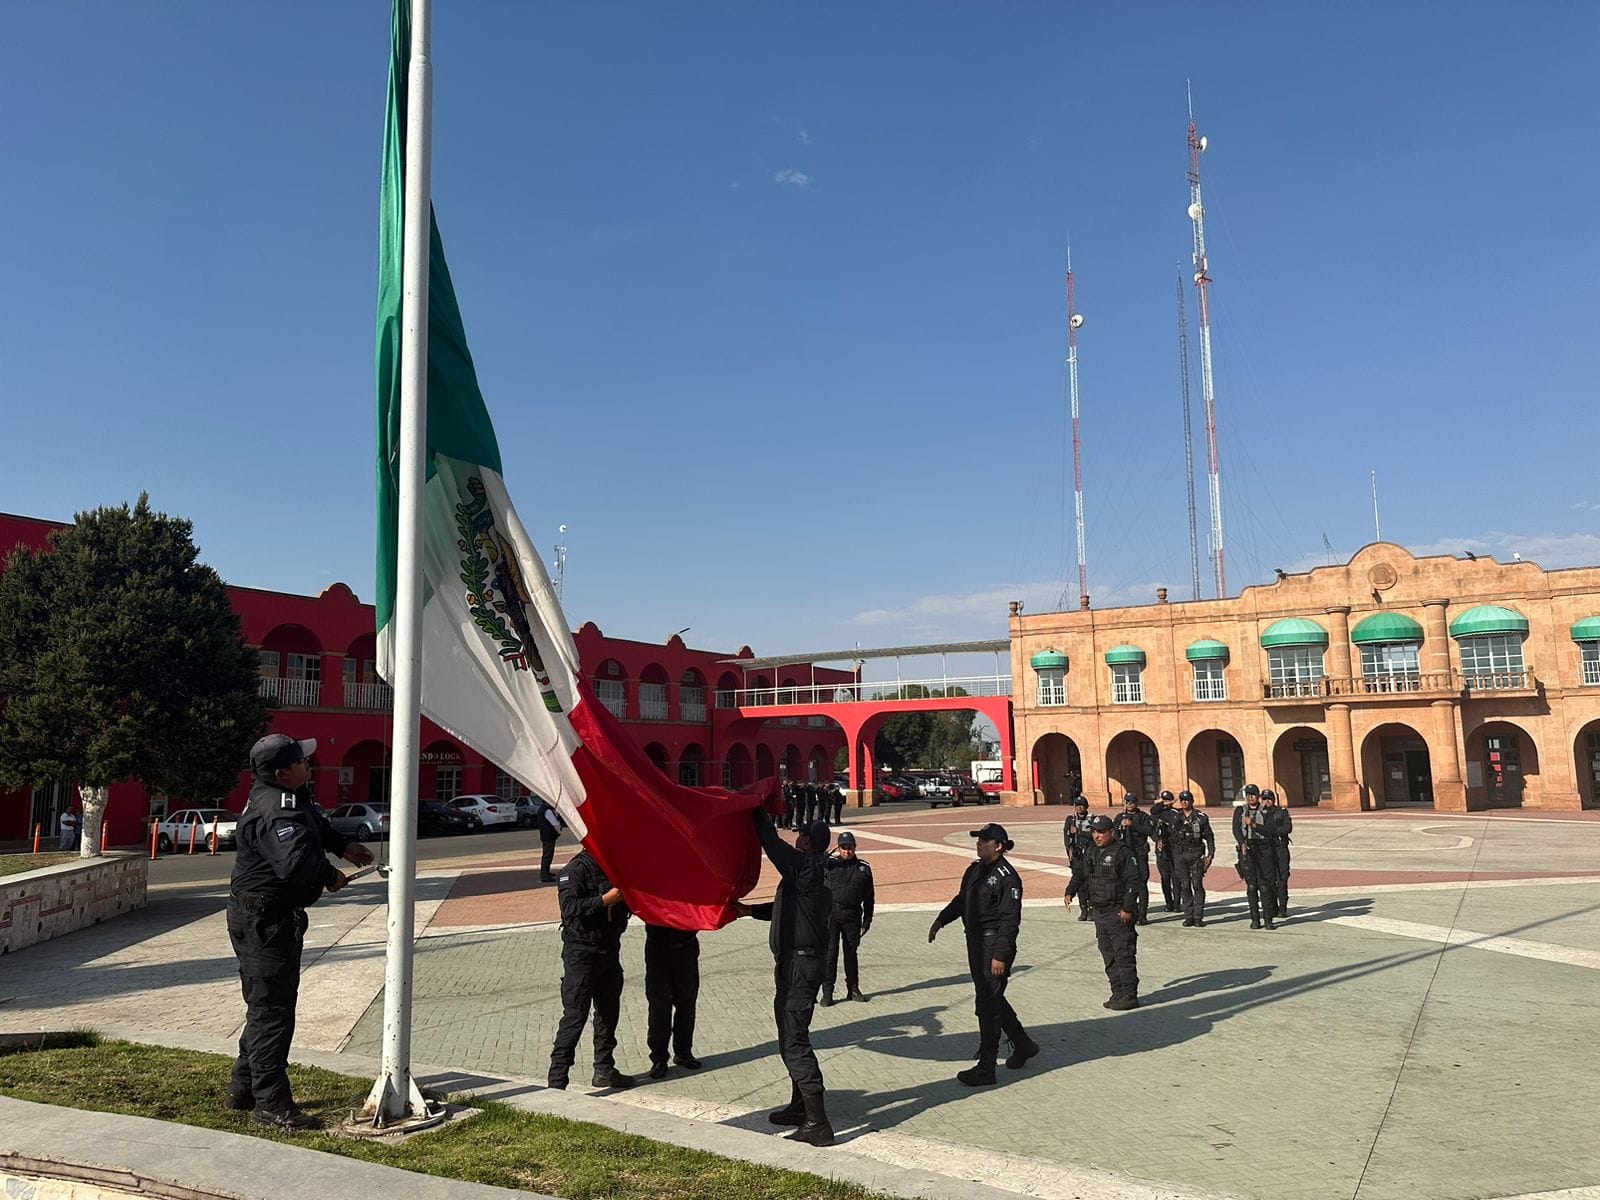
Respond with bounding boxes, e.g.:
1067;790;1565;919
354;1072;448;1135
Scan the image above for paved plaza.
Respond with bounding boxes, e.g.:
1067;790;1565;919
5;806;1600;1200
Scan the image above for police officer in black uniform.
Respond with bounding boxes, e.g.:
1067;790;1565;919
821;830;874;1005
644;923;702;1079
1232;785;1278;930
1263;788;1293;916
736;811;835;1146
1064;815;1143;1009
227;734;373;1130
830;781;846;825
1114;793;1155;924
929;822;1038;1086
1169;790;1215;926
781;782;798;831
1062;795;1094;922
548;848;636;1089
1150;790;1179;913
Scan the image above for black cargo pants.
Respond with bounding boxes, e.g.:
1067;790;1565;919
644;937;699;1066
227;900;309;1110
548;940;624;1084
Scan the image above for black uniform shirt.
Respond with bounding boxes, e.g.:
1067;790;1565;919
935;854;1023;960
749;809;830;957
1062;813;1094;860
1065;838;1142;913
1115;809;1155;859
1233;804;1271;850
1268;806;1293;845
1170;809;1216;857
230;778;350;910
558;849;632;948
824;855;875;931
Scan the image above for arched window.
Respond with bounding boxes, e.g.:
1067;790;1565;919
1351;613;1424;693
1450;606;1530;691
1030;650;1068;707
1261;619;1328;699
1105;645;1145;705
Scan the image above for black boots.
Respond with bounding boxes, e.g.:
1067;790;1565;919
1103;995;1139;1011
846;987;867;1003
819;989;835;1007
957;1060;997;1086
786;1091;835;1146
251;1105;322;1131
1077;908;1090;922
1004;1032;1040;1070
591;1068;635;1089
769;1085;805;1126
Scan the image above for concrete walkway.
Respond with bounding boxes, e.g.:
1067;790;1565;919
3;806;1600;1200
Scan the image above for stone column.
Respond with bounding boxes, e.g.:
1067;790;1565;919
1325;606;1353;681
1420;599;1467;810
1327;702;1362;811
1420;599;1452;679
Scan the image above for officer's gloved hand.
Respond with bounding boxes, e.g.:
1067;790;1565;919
327;869;350;893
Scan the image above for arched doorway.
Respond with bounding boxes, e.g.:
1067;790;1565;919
639;663;670;721
342;740;390;808
1361;723;1433;807
755;743;776;781
715;672;740;710
1576;720;1600;809
1185;729;1245;808
808;744;831;783
1105;730;1159;803
782;744;803;780
1271;726;1330;806
726;743;753;789
643;743;669;775
1031;733;1083;805
678;743;705;787
1466;721;1539;808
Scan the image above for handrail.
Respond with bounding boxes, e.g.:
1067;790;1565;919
714;674;1013;709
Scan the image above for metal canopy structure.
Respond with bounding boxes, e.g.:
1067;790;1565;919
719;640;1010;670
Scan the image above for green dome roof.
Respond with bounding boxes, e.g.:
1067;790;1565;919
1350;612;1424;645
1029;649;1069;670
1571;616;1600;642
1185;639;1230;662
1449;605;1529;638
1104;644;1146;666
1260;618;1329;649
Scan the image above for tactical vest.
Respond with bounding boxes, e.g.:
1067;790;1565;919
1085;847;1122;908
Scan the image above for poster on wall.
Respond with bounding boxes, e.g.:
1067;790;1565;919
1466;761;1484;789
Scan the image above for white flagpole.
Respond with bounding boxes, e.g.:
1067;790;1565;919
365;0;441;1129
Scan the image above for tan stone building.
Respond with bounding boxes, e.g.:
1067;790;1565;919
1007;543;1600;812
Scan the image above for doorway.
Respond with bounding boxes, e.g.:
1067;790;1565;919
1300;747;1331;804
1483;732;1524;807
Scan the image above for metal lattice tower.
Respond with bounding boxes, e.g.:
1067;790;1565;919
1067;252;1087;608
1187;88;1226;598
1176;272;1201;601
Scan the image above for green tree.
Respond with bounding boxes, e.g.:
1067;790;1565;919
0;496;271;856
873;685;989;771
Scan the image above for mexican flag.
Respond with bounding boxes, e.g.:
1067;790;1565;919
374;0;771;929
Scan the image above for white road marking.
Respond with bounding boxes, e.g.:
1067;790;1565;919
1328;915;1600;971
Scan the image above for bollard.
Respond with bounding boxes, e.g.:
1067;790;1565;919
150;823;159;861
187;820;199;855
210;816;220;856
33;823;41;854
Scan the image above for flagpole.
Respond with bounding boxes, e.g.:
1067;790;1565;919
365;0;442;1129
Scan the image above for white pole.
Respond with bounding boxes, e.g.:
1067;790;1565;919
367;0;436;1127
1371;470;1382;543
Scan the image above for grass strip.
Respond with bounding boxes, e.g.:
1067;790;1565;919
0;852;78;877
0;1036;886;1200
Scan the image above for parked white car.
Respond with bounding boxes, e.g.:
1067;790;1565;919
445;794;518;829
155;808;239;852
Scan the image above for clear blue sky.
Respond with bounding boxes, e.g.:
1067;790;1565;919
4;3;1596;669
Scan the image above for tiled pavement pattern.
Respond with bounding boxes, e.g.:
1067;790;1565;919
6;805;1600;1199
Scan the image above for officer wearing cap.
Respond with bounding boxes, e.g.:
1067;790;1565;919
929;823;1038;1086
548;846;635;1090
1262;788;1293;916
735;812;836;1146
227;734;373;1130
1064;814;1143;1009
1169;790;1215;926
1114;793;1156;925
1232;785;1278;930
1062;796;1094;922
821;830;874;1005
1150;790;1179;913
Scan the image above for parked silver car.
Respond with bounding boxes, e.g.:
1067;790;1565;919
155;808;239;853
327;803;392;841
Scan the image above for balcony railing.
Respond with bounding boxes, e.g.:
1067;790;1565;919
713;675;1012;709
680;688;707;722
1192;677;1228;702
342;680;394;710
260;676;321;707
1463;669;1538;694
1263;678;1325;701
1325;671;1460;699
1585;660;1600;687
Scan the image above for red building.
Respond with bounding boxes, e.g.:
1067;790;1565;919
0;511;847;847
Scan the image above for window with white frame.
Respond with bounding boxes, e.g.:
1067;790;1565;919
287;653;320;682
680;684;707;722
1192;660;1227;701
639;682;668;720
595;678;627;718
1458;634;1526;689
1582;642;1600;686
1111;663;1144;704
1267;647;1324;698
259;650;279;677
1360;643;1422;692
435;766;462;802
1037;668;1067;707
495;769;521;802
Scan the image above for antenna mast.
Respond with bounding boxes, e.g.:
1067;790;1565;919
553;524;568;603
1187;85;1226;598
1176;272;1201;601
1067;250;1088;608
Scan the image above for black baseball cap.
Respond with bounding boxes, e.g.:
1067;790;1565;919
1244;783;1261;796
836;831;857;848
250;733;316;775
970;822;1014;850
1072;795;1088;807
802;820;831;850
1089;814;1115;832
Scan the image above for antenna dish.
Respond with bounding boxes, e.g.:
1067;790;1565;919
1069;313;1085;330
1187;202;1203;221
1199;135;1208;152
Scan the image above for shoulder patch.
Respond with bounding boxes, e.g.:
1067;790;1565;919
279;793;297;809
1010;887;1020;900
274;824;296;841
558;874;570;884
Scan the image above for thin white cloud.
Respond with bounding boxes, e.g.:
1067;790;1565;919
1569;500;1600;512
773;168;813;189
797;128;812;146
1405;531;1600;570
728;180;742;190
852;578;1168;629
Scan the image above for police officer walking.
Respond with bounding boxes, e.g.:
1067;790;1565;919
1232;785;1279;930
1114;794;1155;924
227;734;373;1130
735;811;835;1146
1062;796;1094;922
821;830;874;1006
1263;789;1293;916
548;848;636;1090
1150;790;1179;913
1063;815;1143;1009
1168;790;1215;927
644;923;702;1079
928;822;1039;1086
